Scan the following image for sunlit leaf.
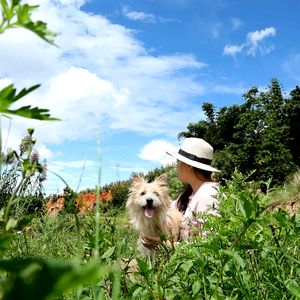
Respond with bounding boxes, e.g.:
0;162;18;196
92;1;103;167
192;281;201;295
101;246;115;259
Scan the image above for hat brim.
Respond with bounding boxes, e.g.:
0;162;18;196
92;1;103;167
166;151;221;173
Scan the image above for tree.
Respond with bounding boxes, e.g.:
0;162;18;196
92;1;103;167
178;79;300;187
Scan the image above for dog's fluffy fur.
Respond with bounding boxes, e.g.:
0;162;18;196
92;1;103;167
126;173;182;258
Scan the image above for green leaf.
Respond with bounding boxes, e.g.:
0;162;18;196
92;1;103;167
192;281;201;295
101;246;115;259
6;218;18;231
52;261;106;297
238;200;246;219
135;258;149;275
287;283;300;299
132;286;143;298
273;213;286;227
117;238;126;256
244;199;254;218
13;4;57;45
221;250;245;269
0;84;60;121
232;253;245;269
5;106;60;121
240;199;254;219
199;244;220;254
0;0;13;21
221;249;236;257
22;158;30;172
0;234;14;250
0;258;106;300
180;260;193;273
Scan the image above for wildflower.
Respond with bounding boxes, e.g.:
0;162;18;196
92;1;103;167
27;128;34;135
30;149;39;164
20;135;31;153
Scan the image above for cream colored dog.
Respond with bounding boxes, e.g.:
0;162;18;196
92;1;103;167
126;173;182;258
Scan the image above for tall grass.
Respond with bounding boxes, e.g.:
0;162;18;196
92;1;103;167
3;169;300;299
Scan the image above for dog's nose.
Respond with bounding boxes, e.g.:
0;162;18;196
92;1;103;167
146;198;153;205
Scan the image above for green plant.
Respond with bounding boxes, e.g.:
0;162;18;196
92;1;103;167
1;130;47;216
0;1;110;299
178;79;300;188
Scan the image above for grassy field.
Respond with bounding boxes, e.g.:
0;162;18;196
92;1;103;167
1;170;300;299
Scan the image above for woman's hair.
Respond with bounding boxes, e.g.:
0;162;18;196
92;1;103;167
176;167;212;213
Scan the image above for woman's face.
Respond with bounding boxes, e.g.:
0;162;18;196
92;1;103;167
176;160;191;182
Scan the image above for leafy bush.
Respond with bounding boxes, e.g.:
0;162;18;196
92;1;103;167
110;180;132;209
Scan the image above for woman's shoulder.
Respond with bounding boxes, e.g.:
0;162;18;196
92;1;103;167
198;181;220;193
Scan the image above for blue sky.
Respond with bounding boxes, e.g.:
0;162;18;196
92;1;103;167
1;0;300;195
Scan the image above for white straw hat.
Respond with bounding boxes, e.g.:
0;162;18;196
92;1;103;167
166;138;220;173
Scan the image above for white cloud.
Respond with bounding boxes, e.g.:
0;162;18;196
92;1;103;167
121;6;178;24
139;140;178;165
0;0;208;150
0;78;12;90
223;27;276;57
36;144;53;160
246;27;276;56
122;6;156;23
0;0;225;193
283;53;300;81
223;44;243;56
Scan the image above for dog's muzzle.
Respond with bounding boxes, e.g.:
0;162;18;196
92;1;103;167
143;198;155;218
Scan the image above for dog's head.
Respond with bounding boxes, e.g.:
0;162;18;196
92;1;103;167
127;173;170;219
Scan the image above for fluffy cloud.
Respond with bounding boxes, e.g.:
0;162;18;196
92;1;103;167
223;44;244;56
223;27;276;57
246;27;276;56
0;0;208;148
138;140;178;165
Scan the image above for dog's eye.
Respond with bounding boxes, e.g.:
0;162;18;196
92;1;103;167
141;191;146;196
154;192;159;196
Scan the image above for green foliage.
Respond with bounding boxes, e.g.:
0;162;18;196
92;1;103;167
1;130;47;216
3;169;300;299
2;1;300;299
0;84;60;121
0;0;57;44
0;258;106;300
109;180;131;209
178;79;300;188
120;171;300;300
0;0;59;122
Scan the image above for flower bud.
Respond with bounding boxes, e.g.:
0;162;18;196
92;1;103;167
31;139;36;145
27;128;34;135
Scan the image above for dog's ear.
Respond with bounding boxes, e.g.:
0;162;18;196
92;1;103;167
132;173;143;184
155;173;167;186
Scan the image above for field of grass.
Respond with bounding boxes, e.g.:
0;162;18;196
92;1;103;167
1;170;300;299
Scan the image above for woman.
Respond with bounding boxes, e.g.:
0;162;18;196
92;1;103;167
140;137;221;248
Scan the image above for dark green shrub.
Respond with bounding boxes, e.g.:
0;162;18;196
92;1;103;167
110;180;131;209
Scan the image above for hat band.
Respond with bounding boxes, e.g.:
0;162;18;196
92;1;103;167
178;149;212;165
